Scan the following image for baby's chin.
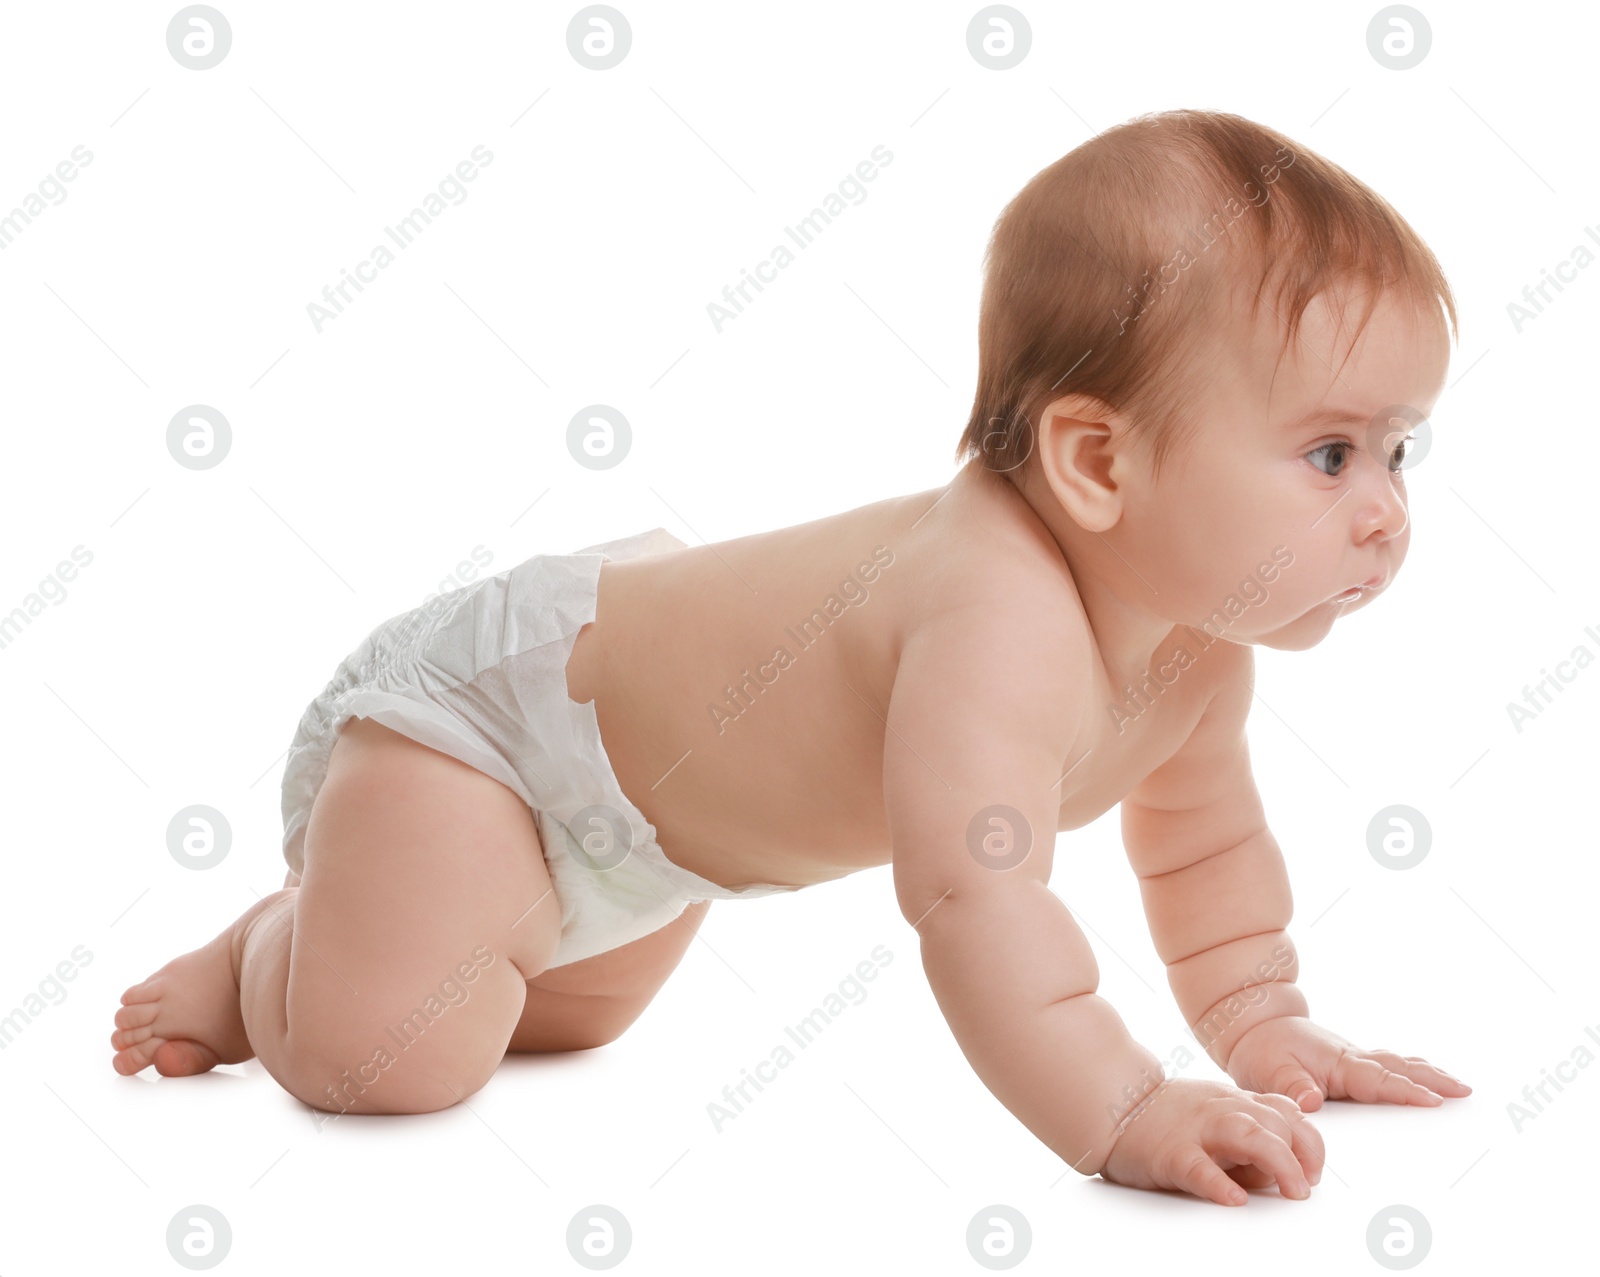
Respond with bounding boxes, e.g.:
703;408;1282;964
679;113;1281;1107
1231;605;1342;651
1191;584;1384;651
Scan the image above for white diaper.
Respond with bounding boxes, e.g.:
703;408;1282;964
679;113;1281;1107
279;526;802;969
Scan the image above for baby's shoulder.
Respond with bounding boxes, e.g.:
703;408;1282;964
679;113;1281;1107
880;531;1095;816
899;506;1086;641
891;525;1094;710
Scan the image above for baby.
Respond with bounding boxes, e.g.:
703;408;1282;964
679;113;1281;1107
111;108;1471;1207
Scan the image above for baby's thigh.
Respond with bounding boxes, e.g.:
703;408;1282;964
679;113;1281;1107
510;901;712;1051
288;716;562;1109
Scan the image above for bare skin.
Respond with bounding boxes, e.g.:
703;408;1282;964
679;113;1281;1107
113;282;1470;1203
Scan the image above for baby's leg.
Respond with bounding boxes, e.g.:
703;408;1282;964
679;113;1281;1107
509;900;712;1052
114;717;565;1115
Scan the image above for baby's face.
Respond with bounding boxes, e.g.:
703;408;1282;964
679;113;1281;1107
1124;285;1451;650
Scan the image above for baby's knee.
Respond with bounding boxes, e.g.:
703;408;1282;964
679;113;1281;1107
282;1041;497;1116
278;996;519;1116
275;949;530;1116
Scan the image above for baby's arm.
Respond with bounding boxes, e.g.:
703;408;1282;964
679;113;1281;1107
1120;643;1306;1072
884;602;1319;1198
1123;641;1471;1109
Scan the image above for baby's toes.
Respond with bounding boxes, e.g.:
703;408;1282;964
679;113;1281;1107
152;1039;221;1077
120;976;164;1007
113;1036;166;1076
110;995;164;1069
110;1022;155;1051
115;1000;160;1031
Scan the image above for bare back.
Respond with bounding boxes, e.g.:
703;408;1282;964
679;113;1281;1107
565;463;1227;891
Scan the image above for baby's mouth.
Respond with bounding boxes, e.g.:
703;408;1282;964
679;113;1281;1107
1330;574;1385;605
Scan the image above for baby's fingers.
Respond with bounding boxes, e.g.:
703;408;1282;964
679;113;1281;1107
1374;1051;1473;1098
1336;1052;1444;1105
1254;1094;1325;1185
1207;1114;1312;1201
1169;1144;1251;1206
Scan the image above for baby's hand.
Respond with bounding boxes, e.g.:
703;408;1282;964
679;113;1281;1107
1224;1016;1472;1111
1100;1077;1323;1206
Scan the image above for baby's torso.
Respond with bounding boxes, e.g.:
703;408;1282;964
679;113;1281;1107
564;468;1226;891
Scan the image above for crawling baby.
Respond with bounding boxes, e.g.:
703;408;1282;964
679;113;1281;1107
111;107;1470;1206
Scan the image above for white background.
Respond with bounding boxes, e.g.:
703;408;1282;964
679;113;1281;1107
2;1;1594;1272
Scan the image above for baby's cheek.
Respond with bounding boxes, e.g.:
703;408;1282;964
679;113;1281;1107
1391;520;1412;566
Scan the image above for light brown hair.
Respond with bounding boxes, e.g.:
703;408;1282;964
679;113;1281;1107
954;109;1458;479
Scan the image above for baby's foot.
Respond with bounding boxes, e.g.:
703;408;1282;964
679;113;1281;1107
110;890;288;1077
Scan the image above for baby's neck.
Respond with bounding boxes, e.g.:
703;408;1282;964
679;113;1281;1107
963;461;1182;693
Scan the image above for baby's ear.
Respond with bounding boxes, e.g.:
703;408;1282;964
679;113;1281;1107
1033;395;1127;532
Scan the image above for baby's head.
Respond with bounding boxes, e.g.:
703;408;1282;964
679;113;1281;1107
957;109;1456;650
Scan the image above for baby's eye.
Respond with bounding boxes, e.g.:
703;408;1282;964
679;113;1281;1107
1307;441;1355;477
1307;436;1415;477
